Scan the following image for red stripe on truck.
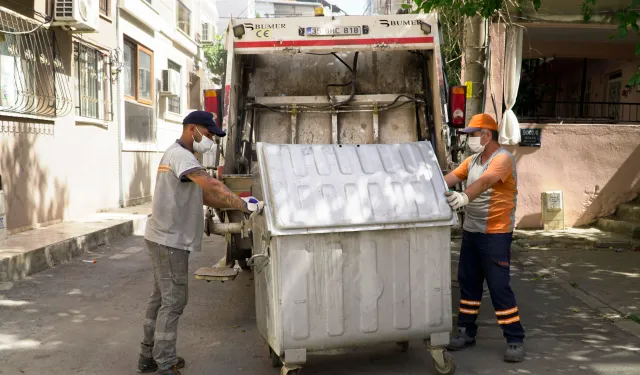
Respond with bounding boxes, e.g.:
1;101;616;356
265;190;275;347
235;36;434;49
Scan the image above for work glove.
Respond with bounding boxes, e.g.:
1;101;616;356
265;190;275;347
242;196;264;218
445;191;469;210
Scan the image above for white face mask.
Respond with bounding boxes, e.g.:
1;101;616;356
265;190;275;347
467;134;488;153
193;127;214;154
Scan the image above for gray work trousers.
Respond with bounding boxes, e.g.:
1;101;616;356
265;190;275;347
140;240;190;370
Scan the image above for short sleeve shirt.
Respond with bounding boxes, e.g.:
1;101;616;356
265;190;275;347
144;141;206;252
452;148;518;234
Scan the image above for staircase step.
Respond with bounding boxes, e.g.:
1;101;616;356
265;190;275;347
597;218;640;239
617;203;640;221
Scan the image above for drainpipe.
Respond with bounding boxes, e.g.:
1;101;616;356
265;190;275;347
0;175;7;240
115;5;124;208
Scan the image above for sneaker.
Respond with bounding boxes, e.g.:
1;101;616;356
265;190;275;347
138;355;185;373
158;365;181;375
447;328;476;351
504;343;525;363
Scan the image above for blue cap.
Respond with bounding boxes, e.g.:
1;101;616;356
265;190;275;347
183;111;226;137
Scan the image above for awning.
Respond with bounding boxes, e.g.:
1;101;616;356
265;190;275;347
0;6;73;118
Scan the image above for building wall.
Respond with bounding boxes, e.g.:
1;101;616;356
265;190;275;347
480;23;640;229
366;0;410;15
506;124;640;229
251;0;320;18
119;0;211;206
0;0;214;232
0;2;120;232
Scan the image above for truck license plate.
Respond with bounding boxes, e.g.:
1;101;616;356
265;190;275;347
306;26;361;36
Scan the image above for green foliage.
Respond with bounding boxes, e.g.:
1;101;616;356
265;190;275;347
582;0;640;87
203;34;227;86
407;1;541;86
408;0;541;17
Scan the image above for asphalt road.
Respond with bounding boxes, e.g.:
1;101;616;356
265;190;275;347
1;234;639;375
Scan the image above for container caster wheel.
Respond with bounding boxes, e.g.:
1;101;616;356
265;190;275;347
396;341;409;352
431;350;456;375
238;259;250;270
268;347;282;368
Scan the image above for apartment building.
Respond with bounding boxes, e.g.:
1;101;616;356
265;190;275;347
0;0;214;232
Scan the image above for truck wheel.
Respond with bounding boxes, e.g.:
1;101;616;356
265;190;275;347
396;341;409;352
269;347;282;367
238;259;250;270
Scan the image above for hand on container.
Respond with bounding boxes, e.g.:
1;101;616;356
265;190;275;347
445;190;469;210
241;196;264;219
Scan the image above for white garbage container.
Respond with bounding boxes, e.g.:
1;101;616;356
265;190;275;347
250;142;457;375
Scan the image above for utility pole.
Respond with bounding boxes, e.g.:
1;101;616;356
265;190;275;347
463;15;487;123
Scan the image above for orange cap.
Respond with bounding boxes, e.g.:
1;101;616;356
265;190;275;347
459;113;498;133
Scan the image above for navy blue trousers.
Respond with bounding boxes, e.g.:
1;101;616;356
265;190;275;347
457;230;525;343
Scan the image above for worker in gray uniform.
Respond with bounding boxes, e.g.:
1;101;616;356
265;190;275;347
136;111;261;375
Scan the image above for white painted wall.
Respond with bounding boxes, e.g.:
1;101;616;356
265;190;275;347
119;0;209;205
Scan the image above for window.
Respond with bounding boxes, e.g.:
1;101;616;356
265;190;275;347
138;48;153;103
123;37;156;143
123;41;135;97
0;9;71;118
73;42;112;121
176;0;191;35
167;60;181;114
99;0;109;16
123;39;153;105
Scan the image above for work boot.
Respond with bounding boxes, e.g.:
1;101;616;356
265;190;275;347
504;343;525;363
447;328;476;351
138;355;185;373
158;365;181;375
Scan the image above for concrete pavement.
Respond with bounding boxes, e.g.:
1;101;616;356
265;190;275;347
0;205;151;282
0;234;639;375
511;228;640;339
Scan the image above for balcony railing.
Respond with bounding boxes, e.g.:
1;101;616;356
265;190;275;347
516;101;640;124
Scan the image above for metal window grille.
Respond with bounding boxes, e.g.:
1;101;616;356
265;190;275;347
74;42;112;121
0;6;72;118
167;60;181;114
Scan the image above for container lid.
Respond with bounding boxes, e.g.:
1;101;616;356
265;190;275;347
257;142;456;235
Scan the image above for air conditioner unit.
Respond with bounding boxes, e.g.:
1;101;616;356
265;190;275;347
201;22;214;44
161;69;181;96
53;0;99;33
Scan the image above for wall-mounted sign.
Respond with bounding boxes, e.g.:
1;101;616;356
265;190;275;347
519;128;542;147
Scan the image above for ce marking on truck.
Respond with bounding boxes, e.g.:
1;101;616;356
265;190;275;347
256;29;271;38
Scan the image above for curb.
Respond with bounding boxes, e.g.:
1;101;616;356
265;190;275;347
0;215;148;282
512;247;640;340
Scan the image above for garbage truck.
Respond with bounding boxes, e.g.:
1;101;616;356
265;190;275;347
196;12;463;375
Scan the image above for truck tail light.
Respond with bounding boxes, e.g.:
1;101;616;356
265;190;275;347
204;89;222;121
449;86;467;128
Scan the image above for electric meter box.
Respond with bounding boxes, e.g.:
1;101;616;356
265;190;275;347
541;191;564;231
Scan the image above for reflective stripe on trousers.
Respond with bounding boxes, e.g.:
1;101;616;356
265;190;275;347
456;231;525;343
